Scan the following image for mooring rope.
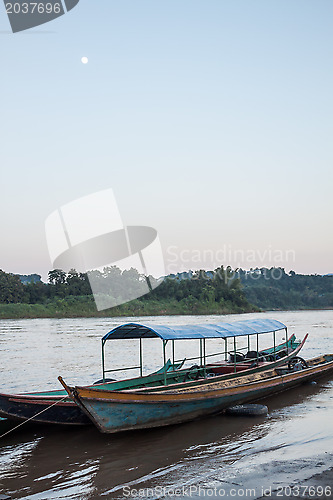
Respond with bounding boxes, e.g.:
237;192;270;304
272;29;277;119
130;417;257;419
0;396;68;439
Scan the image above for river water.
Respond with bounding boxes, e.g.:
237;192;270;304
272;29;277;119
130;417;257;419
0;310;332;499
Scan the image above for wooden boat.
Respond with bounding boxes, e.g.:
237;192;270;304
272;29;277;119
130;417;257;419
0;319;306;426
0;361;188;426
59;354;333;434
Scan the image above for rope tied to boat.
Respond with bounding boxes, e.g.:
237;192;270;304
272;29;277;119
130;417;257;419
0;396;68;439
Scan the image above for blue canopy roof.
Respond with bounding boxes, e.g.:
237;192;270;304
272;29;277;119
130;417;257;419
103;319;286;341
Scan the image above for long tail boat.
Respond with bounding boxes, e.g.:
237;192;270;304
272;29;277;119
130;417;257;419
59;353;333;434
0;319;306;426
0;360;187;426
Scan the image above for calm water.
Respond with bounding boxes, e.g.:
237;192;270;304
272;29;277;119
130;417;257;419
0;310;332;499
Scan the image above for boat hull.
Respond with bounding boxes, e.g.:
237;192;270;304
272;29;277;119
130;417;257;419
69;355;333;433
0;392;91;425
0;369;190;425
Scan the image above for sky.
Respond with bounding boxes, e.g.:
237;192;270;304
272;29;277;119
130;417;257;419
0;0;332;280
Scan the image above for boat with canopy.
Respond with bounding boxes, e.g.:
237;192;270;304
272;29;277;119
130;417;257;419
59;353;333;433
0;319;306;426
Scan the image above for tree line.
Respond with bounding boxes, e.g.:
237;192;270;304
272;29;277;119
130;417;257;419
237;267;333;309
0;266;332;311
0;266;251;310
0;269;91;304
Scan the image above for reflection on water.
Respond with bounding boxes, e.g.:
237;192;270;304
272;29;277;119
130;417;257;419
0;310;332;499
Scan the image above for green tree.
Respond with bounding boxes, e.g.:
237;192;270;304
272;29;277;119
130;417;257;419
0;270;25;303
48;269;66;285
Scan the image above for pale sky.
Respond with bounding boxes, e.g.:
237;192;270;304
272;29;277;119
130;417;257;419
0;0;332;280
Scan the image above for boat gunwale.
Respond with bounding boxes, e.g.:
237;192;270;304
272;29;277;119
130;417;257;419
69;355;333;404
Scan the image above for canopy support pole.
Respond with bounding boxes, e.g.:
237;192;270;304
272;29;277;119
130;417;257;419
200;339;203;366
256;334;259;364
286;328;288;354
225;338;228;361
203;338;206;376
139;338;143;377
234;337;237;373
248;334;250;353
163;340;167;385
273;331;276;359
172;340;175;369
102;339;106;383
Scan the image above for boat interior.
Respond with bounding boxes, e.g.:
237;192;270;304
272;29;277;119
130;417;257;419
129;353;333;395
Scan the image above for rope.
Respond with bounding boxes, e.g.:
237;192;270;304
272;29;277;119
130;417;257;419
0;396;68;439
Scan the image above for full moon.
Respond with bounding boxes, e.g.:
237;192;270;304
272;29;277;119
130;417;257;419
81;56;88;64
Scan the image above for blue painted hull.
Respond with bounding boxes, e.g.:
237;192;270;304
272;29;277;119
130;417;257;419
78;390;266;432
68;354;333;433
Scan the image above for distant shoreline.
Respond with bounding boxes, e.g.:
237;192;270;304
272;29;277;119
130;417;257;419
0;299;258;319
1;268;332;319
0;299;331;320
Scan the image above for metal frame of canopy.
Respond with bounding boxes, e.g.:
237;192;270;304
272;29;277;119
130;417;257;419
100;319;288;384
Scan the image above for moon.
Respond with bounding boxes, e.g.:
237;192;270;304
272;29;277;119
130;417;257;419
81;56;88;64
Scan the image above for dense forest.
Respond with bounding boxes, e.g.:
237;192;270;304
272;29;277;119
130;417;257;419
0;266;332;319
0;266;254;318
238;268;333;310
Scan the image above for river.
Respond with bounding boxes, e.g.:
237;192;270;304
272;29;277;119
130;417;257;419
0;310;332;499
